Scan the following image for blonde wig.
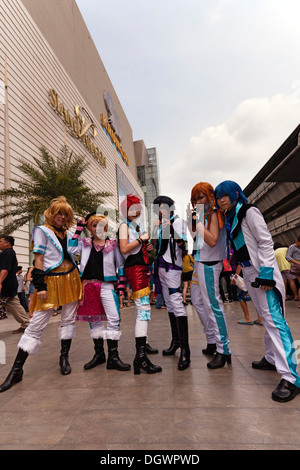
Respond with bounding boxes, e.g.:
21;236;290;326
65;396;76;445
87;214;108;233
44;196;75;228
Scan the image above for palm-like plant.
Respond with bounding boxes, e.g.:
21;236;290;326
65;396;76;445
0;146;112;235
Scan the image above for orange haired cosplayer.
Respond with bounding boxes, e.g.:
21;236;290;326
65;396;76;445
191;182;223;229
86;214;108;233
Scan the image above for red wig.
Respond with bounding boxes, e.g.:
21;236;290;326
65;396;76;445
190;182;214;207
120;194;142;219
190;182;223;229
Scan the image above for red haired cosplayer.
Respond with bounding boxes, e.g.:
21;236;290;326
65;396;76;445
119;194;162;374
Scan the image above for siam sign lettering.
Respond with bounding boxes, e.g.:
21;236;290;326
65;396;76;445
48;88;106;168
103;90;122;142
101;114;129;167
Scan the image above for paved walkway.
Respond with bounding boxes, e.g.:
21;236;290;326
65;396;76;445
0;298;300;450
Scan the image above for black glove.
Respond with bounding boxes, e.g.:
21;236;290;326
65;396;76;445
32;268;47;292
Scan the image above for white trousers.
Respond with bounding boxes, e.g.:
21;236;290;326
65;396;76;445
243;265;300;386
158;267;187;317
18;300;78;355
191;271;215;344
193;261;231;355
134;294;151;338
88;282;121;341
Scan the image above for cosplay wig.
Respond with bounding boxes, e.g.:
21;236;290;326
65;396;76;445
152;195;175;214
86;214;108;233
190;182;214;207
214;181;248;208
44;196;75;228
120;194;142;220
191;182;223;229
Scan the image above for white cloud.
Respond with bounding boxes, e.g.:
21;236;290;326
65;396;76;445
160;93;300;209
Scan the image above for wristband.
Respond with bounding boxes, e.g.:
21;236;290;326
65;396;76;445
252;277;276;288
137;237;142;244
73;220;86;239
117;276;126;297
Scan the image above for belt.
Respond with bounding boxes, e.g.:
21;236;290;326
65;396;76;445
239;261;252;268
46;265;77;276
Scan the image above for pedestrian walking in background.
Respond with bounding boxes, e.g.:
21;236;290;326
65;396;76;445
0;236;29;333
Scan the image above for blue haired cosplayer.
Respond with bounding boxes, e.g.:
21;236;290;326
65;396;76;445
214;179;300;403
214;180;248;207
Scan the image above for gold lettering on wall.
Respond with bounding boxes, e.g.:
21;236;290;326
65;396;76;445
48;88;106;168
101;114;129;167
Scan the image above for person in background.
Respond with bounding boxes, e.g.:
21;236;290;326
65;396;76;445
16;266;29;312
285;237;300;308
181;249;194;305
24;264;35;317
231;265;262;326
274;243;298;301
0;237;29;334
219;257;233;303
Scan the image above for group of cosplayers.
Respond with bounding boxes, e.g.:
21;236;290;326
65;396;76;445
1;179;300;403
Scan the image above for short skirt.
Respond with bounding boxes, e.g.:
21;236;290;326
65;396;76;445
30;264;82;313
76;280;107;323
124;265;151;299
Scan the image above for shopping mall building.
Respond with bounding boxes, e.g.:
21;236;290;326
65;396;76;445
0;0;159;267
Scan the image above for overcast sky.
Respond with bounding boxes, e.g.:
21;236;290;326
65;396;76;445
76;0;300;215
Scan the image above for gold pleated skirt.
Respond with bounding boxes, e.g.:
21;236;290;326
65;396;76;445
30;264;82;314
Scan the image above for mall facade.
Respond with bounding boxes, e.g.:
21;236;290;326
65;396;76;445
0;0;152;267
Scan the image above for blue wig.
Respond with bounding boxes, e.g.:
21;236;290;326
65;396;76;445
214;181;248;208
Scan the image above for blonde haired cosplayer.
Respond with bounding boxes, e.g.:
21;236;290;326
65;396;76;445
86;214;108;234
68;212;131;372
0;196;82;393
44;196;75;228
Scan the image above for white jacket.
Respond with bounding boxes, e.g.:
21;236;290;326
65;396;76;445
233;205;285;299
32;226;76;273
68;237;124;280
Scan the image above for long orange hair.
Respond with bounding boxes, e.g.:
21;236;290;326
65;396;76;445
190;182;223;229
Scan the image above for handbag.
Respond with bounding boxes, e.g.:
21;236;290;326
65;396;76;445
290;263;300;276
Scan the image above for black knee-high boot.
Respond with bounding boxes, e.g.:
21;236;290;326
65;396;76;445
162;312;180;356
0;348;28;393
176;316;191;371
133;337;162;374
59;339;72;375
84;338;106;370
106;339;131;371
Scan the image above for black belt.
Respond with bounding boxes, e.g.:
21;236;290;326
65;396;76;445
200;260;220;266
239;261;252;268
46;265;77;276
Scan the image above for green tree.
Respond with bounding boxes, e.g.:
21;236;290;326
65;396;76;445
0;146;112;235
